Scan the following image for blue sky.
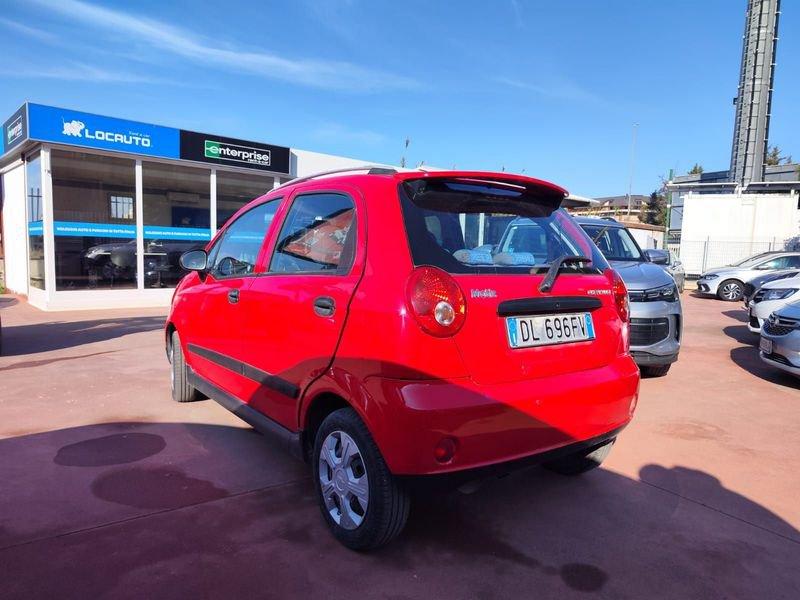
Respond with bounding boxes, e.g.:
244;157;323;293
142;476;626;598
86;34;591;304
1;0;798;197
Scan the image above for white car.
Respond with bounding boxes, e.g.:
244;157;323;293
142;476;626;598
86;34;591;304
748;274;800;333
697;251;800;301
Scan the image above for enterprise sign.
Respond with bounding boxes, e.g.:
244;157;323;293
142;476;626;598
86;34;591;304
181;130;290;174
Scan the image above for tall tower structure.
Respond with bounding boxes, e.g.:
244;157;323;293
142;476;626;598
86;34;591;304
729;0;781;185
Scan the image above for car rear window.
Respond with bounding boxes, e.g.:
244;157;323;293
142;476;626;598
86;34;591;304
398;178;608;275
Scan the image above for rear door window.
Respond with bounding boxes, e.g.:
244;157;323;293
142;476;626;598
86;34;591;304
398;178;607;274
269;193;356;274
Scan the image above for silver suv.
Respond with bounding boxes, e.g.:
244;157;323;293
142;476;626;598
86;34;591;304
575;218;682;377
697;251;800;301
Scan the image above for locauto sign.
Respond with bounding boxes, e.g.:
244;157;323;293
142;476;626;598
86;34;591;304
28;104;180;158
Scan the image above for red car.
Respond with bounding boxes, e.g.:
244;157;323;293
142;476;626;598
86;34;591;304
166;169;639;549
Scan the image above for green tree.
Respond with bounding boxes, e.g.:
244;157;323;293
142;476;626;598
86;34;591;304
765;145;792;166
643;191;667;226
688;163;704;174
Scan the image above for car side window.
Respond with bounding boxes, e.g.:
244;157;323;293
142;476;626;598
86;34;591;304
207;199;280;278
269;193;356;274
758;257;784;270
781;255;800;268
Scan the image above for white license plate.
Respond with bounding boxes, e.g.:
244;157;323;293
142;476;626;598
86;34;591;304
760;337;773;354
506;312;595;349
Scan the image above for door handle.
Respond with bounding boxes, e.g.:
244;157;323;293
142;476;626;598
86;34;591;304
228;289;240;304
313;296;335;317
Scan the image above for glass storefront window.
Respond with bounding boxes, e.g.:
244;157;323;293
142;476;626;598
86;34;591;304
142;162;210;288
216;171;273;228
26;153;45;290
51;150;137;290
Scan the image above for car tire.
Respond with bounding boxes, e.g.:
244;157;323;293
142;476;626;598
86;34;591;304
313;407;410;551
717;279;744;302
641;364;672;377
170;332;200;403
543;438;614;476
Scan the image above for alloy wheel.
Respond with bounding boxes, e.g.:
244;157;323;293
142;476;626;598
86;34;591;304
721;283;742;300
318;430;369;530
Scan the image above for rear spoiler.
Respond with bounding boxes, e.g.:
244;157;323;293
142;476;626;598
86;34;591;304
398;171;568;214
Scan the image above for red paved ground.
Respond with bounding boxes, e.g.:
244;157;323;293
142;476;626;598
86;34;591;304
0;292;798;599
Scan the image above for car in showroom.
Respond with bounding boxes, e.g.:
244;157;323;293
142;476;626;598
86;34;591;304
165;168;640;550
747;273;800;332
571;218;682;377
696;251;800;301
759;300;800;377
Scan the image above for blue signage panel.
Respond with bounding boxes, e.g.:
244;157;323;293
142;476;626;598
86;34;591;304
34;221;210;241
27;104;180;159
2;104;27;156
53;221;136;239
143;225;211;241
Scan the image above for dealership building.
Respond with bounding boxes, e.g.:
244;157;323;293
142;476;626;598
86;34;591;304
0;102;374;310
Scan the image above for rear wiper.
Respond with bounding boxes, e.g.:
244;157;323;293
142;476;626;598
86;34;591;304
539;255;591;293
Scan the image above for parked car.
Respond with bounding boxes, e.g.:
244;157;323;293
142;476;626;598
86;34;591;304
572;218;682;377
166;169;640;550
743;269;800;307
696;251;800;301
759;300;800;377
643;248;685;292
747;273;800;332
84;239;205;287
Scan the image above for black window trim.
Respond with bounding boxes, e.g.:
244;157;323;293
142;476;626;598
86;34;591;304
205;196;283;281
266;189;359;278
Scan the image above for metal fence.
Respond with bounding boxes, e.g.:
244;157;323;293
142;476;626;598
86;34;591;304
669;238;789;276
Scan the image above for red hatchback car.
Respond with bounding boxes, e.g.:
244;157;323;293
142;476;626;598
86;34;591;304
166;168;639;549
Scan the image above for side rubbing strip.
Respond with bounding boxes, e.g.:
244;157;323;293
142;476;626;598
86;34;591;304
497;296;602;317
187;343;300;399
187;367;304;460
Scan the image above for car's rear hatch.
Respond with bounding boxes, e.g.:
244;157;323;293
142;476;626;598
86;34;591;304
398;174;621;385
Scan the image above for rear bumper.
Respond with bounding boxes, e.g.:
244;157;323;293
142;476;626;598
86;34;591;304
364;355;640;476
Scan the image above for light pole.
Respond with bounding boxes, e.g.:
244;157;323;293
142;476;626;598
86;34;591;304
626;122;638;218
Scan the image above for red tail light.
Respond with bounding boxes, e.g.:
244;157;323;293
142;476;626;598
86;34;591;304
610;269;630;354
611;269;630;322
406;266;466;337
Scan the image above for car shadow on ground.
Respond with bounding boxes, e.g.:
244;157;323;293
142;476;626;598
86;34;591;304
729;345;800;389
722;309;748;323
722;324;757;345
0;316;165;356
0;421;798;599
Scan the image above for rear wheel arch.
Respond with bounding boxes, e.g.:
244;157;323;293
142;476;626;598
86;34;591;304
300;378;387;463
302;392;352;460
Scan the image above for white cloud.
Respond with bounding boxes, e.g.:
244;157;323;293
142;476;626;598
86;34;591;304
0;17;58;42
29;0;418;93
311;122;386;145
0;61;183;84
496;76;600;104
